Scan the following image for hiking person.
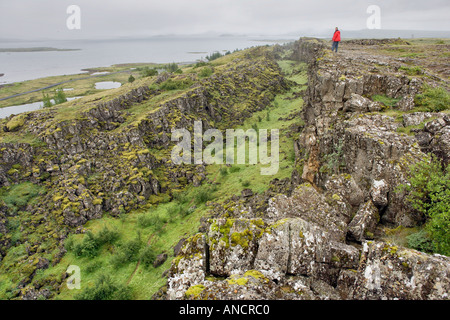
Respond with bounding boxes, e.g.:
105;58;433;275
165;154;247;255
332;27;341;52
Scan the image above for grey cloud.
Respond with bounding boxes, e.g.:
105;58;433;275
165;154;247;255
0;0;448;40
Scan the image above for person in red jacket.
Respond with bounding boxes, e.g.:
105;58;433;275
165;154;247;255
332;27;341;52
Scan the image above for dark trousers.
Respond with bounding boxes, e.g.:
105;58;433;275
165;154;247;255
332;41;339;52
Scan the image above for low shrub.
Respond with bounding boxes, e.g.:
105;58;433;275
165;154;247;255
85;261;103;274
73;231;99;258
110;236;143;268
164;62;179;73
198;67;213;78
406;229;434;253
96;226;120;246
139;246;157;268
137;213;165;230
194;61;209;68
75;274;132;300
398;155;450;256
219;167;228;177
241;180;251;187
140;67;158;77
229;166;241;173
399;65;423;76
206;51;230;61
65;227;120;258
194;187;212;205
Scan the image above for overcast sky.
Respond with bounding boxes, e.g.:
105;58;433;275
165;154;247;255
1;0;449;40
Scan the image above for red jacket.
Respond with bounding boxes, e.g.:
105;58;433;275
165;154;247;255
332;30;341;42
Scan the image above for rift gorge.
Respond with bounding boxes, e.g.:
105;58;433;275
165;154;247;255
0;38;449;300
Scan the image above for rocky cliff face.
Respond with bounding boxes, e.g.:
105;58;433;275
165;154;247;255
164;38;450;300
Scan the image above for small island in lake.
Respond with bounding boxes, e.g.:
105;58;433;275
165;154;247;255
0;47;80;53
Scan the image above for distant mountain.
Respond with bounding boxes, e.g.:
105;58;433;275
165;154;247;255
293;29;450;39
1;29;449;43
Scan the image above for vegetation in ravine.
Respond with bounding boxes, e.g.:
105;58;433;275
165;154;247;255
398;155;450;256
55;58;306;300
0;45;307;300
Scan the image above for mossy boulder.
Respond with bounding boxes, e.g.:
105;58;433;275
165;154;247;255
208;218;265;277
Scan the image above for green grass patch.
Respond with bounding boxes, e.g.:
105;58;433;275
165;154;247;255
414;85;450;112
372;94;402;108
400;53;425;59
277;60;308;86
46;183;212;300
1;182;46;212
399;65;423;76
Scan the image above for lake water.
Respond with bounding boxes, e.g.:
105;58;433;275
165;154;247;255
0;36;296;119
0;36;295;84
95;81;122;90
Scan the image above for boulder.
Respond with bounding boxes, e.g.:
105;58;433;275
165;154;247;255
337;241;450;300
241;188;253;198
286;218;359;285
397;95;415;111
369;179;389;209
415;131;433;150
183;271;342;300
267;183;349;241
424;118;446;134
429;125;450;165
347;200;380;242
153;253;168;268
167;234;208;300
207;218;265;276
325;174;365;208
343;94;373;112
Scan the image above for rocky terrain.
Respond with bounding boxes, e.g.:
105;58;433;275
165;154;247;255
0;38;448;300
163;38;450;300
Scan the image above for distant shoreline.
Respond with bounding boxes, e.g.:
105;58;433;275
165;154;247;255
0;47;81;53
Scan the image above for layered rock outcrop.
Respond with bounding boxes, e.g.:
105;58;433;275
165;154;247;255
165;38;450;300
166;183;450;300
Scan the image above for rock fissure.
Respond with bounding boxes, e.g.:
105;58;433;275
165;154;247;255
165;38;450;300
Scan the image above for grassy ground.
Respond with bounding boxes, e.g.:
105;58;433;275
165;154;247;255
20;58;307;300
0;63;160;108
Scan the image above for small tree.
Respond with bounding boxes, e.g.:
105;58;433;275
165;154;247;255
206;51;224;61
42;92;53;108
198;67;213;78
164;62;178;73
128;74;135;83
140;67;158;78
53;88;67;105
